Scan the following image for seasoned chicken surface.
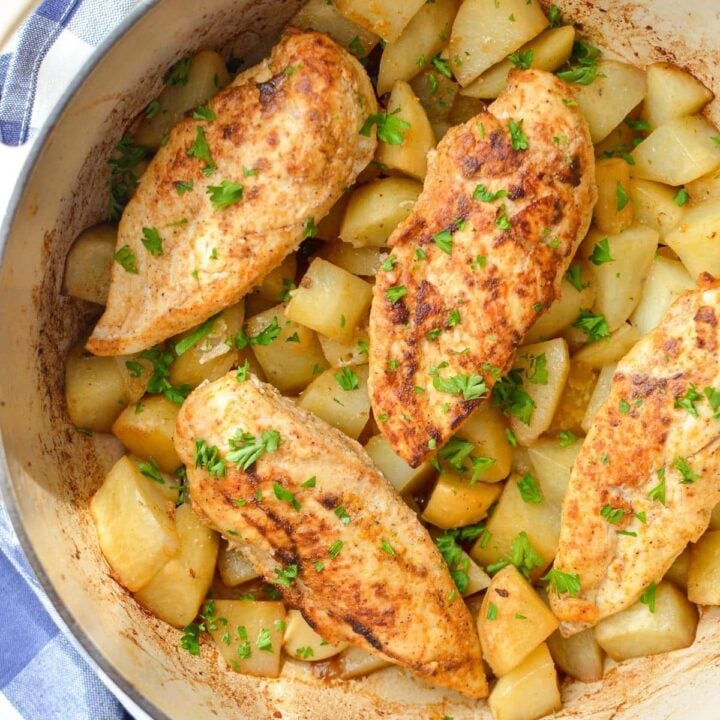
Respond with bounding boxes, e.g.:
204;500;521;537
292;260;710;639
551;275;720;636
368;69;595;467
174;372;487;698
87;30;376;356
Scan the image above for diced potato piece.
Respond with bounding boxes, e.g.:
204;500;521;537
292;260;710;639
546;627;604;683
135;51;230;149
298;365;370;439
283;609;349;661
246;304;328;394
169;302;244;388
595;581;698;661
581;363;616;433
236;346;266;382
422;474;502;529
322;242;382;277
410;68;459;122
335;0;425;42
447;94;485;125
546;360;597;436
376;81;435;181
319;326;370;369
630;257;695;335
339;647;392;678
377;0;459;95
293;0;379;55
593;119;637;160
643;62;714;129
488;643;561;720
461;26;575;99
630;115;720;186
688;531;720;605
286;258;373;340
510;339;570;446
527;439;582;508
664;547;692;592
479;566;558;676
134;503;219;627
339;177;422;247
686;167;720;205
665;198;720;280
63;224;116;304
364;434;433;494
456;402;513;483
256;255;297;303
575;61;646;143
217;540;260;587
574;323;640;368
112;395;181;472
448;0;548;86
628;179;686;240
593;158;634;234
315;194;351;242
208;600;286;677
90;456;179;592
464;551;492;596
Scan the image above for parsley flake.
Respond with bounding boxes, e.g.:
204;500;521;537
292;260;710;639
207;181;244;210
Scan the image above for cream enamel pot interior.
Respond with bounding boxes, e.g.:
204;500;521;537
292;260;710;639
2;1;720;718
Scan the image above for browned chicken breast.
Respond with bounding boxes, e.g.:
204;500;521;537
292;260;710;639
551;275;720;636
174;372;488;698
87;30;376;356
368;69;595;467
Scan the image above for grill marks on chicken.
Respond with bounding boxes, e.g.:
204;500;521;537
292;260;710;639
174;373;488;698
368;69;596;467
87;30;376;356
551;275;720;636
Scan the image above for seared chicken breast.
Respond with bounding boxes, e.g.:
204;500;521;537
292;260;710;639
368;69;595;467
551;275;720;636
87;30;376;356
174;372;487;698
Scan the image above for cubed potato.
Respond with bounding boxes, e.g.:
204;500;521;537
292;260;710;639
631;115;720;186
90;456;179;592
169;302;244;388
256;255;297;303
63;224;116;304
422;474;502;529
464;551;492;596
285;258;373;340
293;0;379;55
448;0;548;86
217;540;260;587
710;502;720;531
581;363;616;433
339;177;422;248
283;609;349;661
546;360;597;436
546;627;604;683
456;402;513;483
298;365;370;439
445;95;484;126
135;51;230;149
575;61;646;144
593;158;634;234
377;0;459;95
488;643;561;720
686;168;720;205
510;339;570;446
339;646;392;678
594;120;637;160
322;242;382;277
688;531;720;605
112;395;181;472
334;0;425;42
573;323;640;368
319;326;370;368
461;25;575;99
236;346;266;382
595;581;698;661
364;434;434;494
630;256;695;335
525;269;595;344
134;503;219;627
376;81;436;181
527;439;582;508
628;178;686;241
245;304;328;394
665;198;720;280
410;68;459;123
643;62;714;129
664;547;692;592
208;600;286;677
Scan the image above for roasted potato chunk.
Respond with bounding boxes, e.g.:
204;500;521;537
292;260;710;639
63;224;117;304
283;609;349;661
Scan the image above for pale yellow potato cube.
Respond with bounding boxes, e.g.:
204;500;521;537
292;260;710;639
628;178;686;240
686;167;720;205
217;540;260;587
134;503;219;627
688;531;720;605
293;0;379;55
665;198;720;280
256;254;297;303
339;647;392;678
581;363;617;433
448;0;548;86
322;242;382;277
464;552;492;596
90;456;179;592
339;177;421;247
447;94;485;126
574;323;640;369
630;115;720;186
664;546;692;592
283;609;349;662
593;158;634;234
546;360;597;437
63;224;116;305
595;581;698;661
410;68;459;123
318;326;370;369
285;258;373;340
364;434;434;494
208;600;286;677
334;0;425;42
546;627;604;683
643;62;714;129
527;439;582;508
456;401;513;483
298;365;370;439
422;474;502;529
488;643;561;720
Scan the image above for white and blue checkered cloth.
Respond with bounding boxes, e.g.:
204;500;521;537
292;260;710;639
0;1;146;717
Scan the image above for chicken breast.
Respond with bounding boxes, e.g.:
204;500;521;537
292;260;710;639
551;274;720;636
174;372;487;698
87;30;376;356
368;69;595;467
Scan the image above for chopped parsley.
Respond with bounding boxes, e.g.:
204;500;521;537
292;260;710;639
334;506;351;524
508;119;528;151
433;229;453;254
473;184;507;203
557;40;602;85
431;369;487;401
194;439;226;477
175;312;220;356
486;602;498;621
640;582;656;613
226;428;281;470
335;367;359;391
295;646;314;660
139;227;163;257
508;49;534;69
274;564;299;588
174;179;194;195
273;482;301;511
492;370;535;424
589;238;614;265
542;568;581;596
114;245;138;274
705;386;720;417
674;188;690;206
256;628;273;653
138;346;191;404
674;456;698;484
572;309;610;342
381;255;397;271
186;125;216;175
359;109;410;146
386;285;407;303
193;105;216;121
566;264;589;291
207;181;244;210
674;384;702;417
301;476;316;489
435;531;471;593
558;430;578;447
236;359;251;382
517;473;543;504
496;204;511;230
381;539;396;556
548;4;563;26
164;56;190;86
234;318;281;349
328;540;344;559
524;352;548;385
648;468;667;505
616;182;630;212
431;54;453;79
600;504;624;524
138;458;163;484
